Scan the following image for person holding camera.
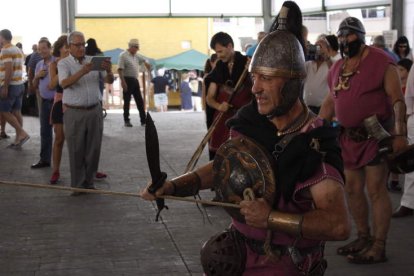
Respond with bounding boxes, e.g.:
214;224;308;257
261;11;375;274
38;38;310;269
303;34;339;114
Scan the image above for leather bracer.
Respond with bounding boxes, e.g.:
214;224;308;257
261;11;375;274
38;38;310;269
393;100;407;136
170;171;201;197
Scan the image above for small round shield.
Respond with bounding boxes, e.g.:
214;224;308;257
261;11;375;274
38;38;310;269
213;136;276;222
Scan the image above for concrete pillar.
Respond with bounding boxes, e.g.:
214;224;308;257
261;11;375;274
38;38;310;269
392;0;404;36
262;0;273;32
61;0;76;34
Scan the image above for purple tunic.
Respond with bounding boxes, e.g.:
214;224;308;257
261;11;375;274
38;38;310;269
231;118;344;276
327;46;394;169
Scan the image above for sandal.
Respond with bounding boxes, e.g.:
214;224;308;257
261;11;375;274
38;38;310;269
337;232;373;256
347;239;387;264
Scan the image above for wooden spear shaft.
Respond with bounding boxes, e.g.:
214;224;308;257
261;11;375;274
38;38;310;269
184;67;249;173
0;180;240;209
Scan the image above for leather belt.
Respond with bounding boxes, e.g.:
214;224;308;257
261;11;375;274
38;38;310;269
341;126;370;142
64;103;99;110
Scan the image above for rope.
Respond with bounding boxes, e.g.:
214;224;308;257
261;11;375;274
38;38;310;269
0;179;240;209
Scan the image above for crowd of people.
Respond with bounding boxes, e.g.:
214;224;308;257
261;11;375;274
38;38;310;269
1;0;414;274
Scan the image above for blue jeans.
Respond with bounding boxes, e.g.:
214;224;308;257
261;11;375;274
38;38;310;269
40;98;53;163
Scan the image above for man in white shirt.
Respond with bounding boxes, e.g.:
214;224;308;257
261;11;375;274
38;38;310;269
303;34;339;114
118;39;151;127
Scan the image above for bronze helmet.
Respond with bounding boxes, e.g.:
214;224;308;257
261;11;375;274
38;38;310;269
249;7;306;79
249;3;306;118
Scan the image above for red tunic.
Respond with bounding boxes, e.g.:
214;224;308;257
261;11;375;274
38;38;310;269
231;118;344;276
327;46;394;169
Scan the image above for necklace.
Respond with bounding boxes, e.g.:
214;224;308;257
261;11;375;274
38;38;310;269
334;46;367;95
277;104;311;136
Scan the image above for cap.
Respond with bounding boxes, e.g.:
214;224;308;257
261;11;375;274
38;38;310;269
128;38;139;47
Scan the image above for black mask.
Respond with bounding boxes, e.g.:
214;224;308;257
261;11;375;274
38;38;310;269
340;39;363;58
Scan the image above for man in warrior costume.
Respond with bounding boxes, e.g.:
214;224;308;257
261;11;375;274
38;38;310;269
205;32;253;160
319;17;408;264
142;2;350;275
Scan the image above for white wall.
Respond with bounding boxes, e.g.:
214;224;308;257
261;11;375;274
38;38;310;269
404;0;414;45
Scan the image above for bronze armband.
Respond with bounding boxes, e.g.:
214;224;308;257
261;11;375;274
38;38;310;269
170;171;201;197
267;211;304;238
393;100;407;136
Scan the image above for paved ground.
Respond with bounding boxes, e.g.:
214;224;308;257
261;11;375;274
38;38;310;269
0;111;413;276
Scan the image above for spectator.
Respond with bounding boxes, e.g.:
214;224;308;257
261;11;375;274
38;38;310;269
398;58;413;95
189;70;203;111
25;44;37;75
180;72;193;111
58;31;114;195
31;38;55;169
86;38;105;96
393;61;414;217
245;31;267;58
150;68;169;112
372;35;399;62
118;38;151;127
393;36;413;61
0;29;30;148
49;35;69;184
303;34;339;114
27;37;47;114
387;58;413;192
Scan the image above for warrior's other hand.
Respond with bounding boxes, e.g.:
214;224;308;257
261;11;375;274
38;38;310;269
240;198;271;229
140;181;175;200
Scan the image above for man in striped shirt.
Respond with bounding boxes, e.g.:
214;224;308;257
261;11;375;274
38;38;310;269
0;29;30;148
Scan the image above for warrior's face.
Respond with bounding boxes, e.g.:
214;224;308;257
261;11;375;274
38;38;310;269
213;43;233;63
338;31;363;58
251;72;288;116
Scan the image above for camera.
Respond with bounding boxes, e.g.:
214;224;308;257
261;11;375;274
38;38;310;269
306;44;321;61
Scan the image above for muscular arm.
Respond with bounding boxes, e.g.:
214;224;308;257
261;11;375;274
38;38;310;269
384;64;404;105
241;178;351;241
384;64;408;153
318;92;335;121
206;82;230;112
206;82;219;109
301;178;351;240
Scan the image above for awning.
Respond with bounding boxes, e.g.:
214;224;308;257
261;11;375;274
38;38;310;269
155;49;208;71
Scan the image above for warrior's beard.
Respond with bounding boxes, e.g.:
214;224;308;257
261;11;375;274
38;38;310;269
340;39;363;58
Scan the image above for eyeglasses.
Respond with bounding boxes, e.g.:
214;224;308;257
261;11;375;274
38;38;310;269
71;42;86;48
131;45;139;48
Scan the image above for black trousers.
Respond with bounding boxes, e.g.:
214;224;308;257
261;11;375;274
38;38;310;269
123;77;146;124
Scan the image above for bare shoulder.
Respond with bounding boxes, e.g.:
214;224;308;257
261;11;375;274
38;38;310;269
309;178;345;208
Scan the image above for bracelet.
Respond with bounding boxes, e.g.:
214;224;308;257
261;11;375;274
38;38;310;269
267;211;304;238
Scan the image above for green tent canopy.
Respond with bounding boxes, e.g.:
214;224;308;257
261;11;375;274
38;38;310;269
155;49;208;71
